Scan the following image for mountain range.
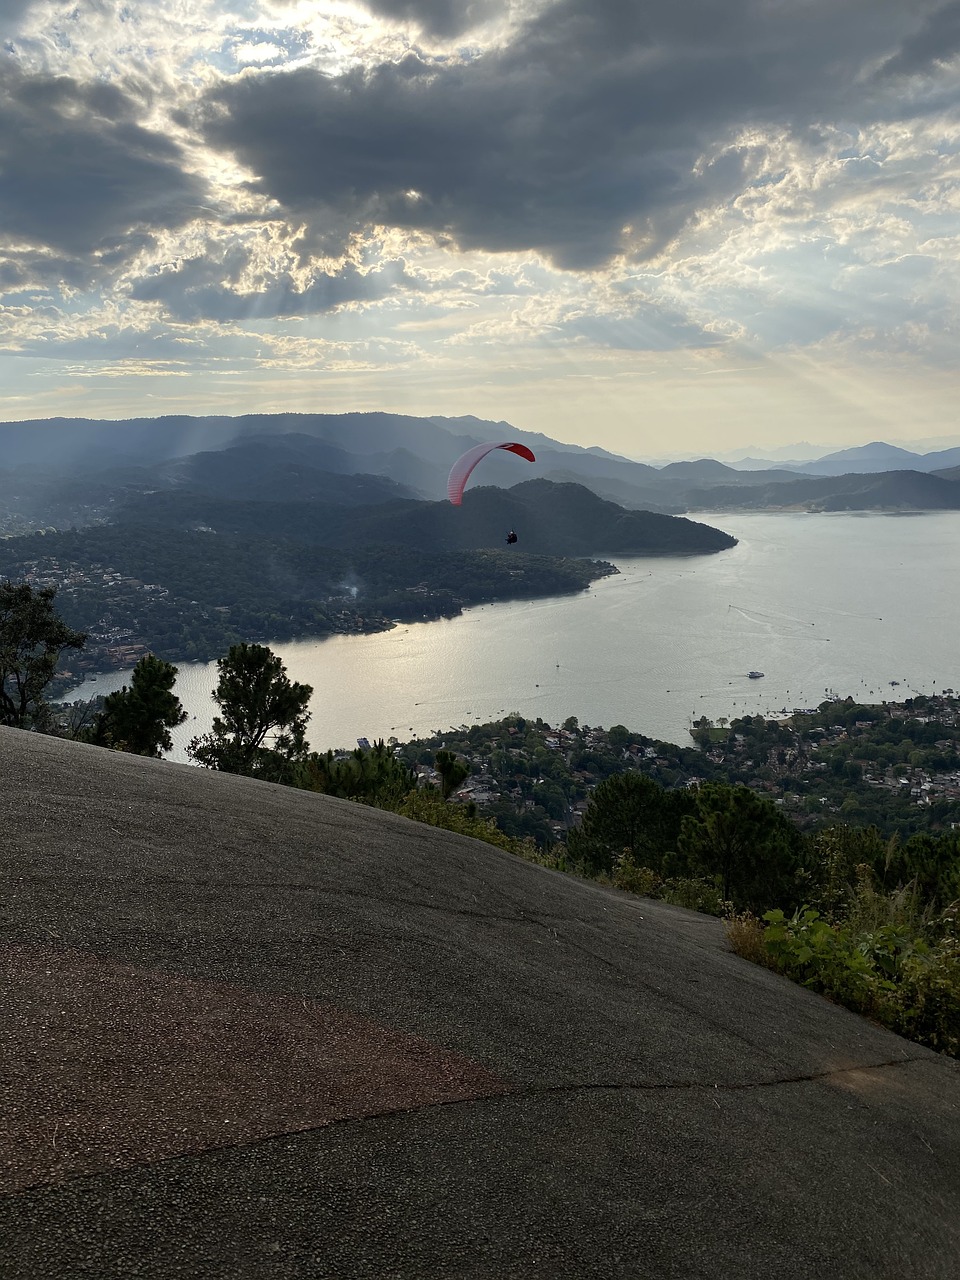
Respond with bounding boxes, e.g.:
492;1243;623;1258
5;410;958;676
2;413;960;523
728;440;960;475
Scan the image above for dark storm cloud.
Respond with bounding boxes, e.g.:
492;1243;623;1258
362;0;504;38
200;0;949;270
879;1;960;77
0;249;91;291
0;65;207;263
129;252;424;321
198;50;743;270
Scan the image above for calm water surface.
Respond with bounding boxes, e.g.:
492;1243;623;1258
66;512;960;761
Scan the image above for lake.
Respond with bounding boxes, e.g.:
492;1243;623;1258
64;512;960;762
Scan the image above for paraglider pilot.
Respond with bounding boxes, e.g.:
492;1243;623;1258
505;530;518;545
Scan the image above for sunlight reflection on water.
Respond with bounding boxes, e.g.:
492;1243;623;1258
65;512;960;762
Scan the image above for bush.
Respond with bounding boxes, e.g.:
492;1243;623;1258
612;853;662;896
844;865;932;937
611;853;730;916
726;904;960;1059
660;877;730;917
895;934;960;1056
760;908;881;1010
396;789;530;855
301;740;416;810
725;912;767;966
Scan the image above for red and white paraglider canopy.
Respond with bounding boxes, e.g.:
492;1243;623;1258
446;441;536;505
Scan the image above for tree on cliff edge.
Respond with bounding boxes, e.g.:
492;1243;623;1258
90;654;186;757
0;581;86;729
188;643;312;782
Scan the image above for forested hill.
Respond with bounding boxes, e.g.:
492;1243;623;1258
0;476;734;673
1;521;616;676
116;478;738;557
337;480;737;555
684;468;960;512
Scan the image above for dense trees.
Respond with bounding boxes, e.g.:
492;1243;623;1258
188;643;313;781
89;654;186;757
565;772;804;912
566;772;696;876
884;830;960;911
302;741;416;809
0;524;610;672
0;582;86;729
675;782;803;911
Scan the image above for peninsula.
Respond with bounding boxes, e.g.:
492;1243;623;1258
0;417;737;674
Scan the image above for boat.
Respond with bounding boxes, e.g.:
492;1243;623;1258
748;671;765;679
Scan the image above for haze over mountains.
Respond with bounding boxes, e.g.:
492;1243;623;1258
726;440;960;476
3;413;960;526
0;412;742;672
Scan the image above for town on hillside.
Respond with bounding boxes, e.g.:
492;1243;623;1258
393;695;960;848
3;536;610;685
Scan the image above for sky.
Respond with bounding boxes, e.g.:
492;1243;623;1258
2;0;960;458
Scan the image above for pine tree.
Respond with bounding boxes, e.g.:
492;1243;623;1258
91;654;186;757
188;643;312;780
0;582;86;729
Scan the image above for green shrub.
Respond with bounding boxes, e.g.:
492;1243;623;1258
660;876;729;917
301;740;416;810
844;865;931;936
611;853;729;915
396;789;533;856
726;904;960;1059
891;931;960;1057
761;908;882;1010
612;853;662;896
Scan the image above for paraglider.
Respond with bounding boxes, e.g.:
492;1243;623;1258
505;530;518;545
446;441;536;505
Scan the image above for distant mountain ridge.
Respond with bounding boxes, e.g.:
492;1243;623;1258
716;441;960;476
156;437;419;505
686;469;960;513
0;441;738;675
2;413;960;517
790;441;960;476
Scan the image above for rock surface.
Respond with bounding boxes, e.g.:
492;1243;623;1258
2;726;959;1278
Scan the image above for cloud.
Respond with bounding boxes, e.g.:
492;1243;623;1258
198;1;952;271
232;41;285;65
0;248;93;292
3;0;960;434
198;52;724;270
879;1;960;77
0;65;207;264
129;250;427;321
0;0;36;24
360;1;506;38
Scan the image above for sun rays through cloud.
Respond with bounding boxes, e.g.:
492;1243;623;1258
2;1;960;452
